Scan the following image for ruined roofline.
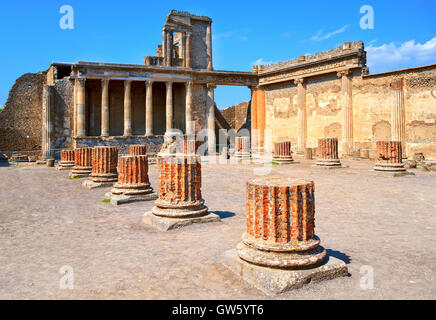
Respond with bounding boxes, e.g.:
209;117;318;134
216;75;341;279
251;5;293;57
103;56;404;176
256;41;365;74
166;10;212;23
362;63;436;78
69;61;256;76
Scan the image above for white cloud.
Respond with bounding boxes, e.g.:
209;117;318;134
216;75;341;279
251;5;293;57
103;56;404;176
310;25;350;41
251;58;276;67
366;37;436;73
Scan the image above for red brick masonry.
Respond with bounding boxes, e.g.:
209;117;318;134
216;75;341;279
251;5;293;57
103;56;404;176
151;155;208;218
90;146;118;182
316;138;341;166
374;141;406;172
237;176;326;269
273;141;293;162
129;145;147;156
111;155;153;196
59;150;74;168
71;148;93;176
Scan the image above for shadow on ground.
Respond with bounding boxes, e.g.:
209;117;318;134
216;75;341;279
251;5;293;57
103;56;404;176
211;211;236;219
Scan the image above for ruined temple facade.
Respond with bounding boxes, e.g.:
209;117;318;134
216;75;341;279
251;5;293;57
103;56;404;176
1;10;435;159
251;42;436;158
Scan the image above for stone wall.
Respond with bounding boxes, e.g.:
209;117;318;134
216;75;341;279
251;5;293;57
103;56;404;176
0;72;46;151
263;64;436;159
74;136;164;155
220;101;250;132
53;78;74;149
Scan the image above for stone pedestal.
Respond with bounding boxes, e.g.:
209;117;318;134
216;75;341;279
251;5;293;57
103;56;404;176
314;138;343;168
58;150;75;170
221;176;347;294
273;141;294;164
374;141;407;173
233;136;251;160
109;155;157;205
129;145;147;156
304;148;313;160
220;147;229;160
70;148;92;178
143;155;220;231
83;146;118;189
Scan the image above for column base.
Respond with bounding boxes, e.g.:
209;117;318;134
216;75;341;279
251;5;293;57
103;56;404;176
315;159;342;167
220;249;348;295
374;162;406;172
369;169;415;177
105;191;158;206
272;156;294;164
108;183;157;205
142;210;220;231
69;167;92;178
83;180;116;189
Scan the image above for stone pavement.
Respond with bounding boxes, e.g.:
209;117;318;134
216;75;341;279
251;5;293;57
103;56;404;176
0;159;435;299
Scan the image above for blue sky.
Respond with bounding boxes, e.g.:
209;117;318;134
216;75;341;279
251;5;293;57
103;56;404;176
0;0;435;109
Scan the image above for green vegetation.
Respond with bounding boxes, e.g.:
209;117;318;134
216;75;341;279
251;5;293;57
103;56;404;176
69;175;83;180
102;199;111;203
265;161;280;165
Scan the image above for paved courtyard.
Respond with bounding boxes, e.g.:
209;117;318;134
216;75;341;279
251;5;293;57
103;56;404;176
0;159;435;299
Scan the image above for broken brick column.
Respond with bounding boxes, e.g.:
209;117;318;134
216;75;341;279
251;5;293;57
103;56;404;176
183;139;200;155
143;155;220;230
152;155;207;218
237;177;326;268
316;138;341;166
58;150;75;170
109;155;156;204
71;148;92;177
273;141;293;163
130;145;147;156
234;136;251;160
374;141;405;172
86;146;118;188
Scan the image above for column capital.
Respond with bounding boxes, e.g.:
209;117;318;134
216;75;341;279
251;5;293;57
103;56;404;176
124;79;132;87
207;83;217;90
337;69;352;77
146;80;154;86
390;78;403;90
186;80;193;87
166;81;173;89
77;77;86;85
294;78;305;85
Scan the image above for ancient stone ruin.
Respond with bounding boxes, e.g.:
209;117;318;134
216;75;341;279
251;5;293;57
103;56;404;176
58;149;74;170
143;154;220;231
314;138;343;168
109;155;157;205
233;136;251;160
84;146;118;189
273;141;294;164
222;177;348;294
70;148;92;178
129;145;147;156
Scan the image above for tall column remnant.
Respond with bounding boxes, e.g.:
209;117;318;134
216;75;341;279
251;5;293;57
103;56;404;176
143;155;220;231
166;82;173;132
84;146;118;189
206;23;213;70
295;78;307;154
221;176;348;294
374;141;407;173
108;155;157;205
42;84;54;158
233;136;251;160
273;141;294;164
338;70;353;156
207;84;216;155
101;79;110;137
185;81;194;137
250;86;258;154
124;80;132;136
58;150;75;170
315;138;343;167
76;78;86;138
70;148;92;178
185;33;191;68
390;78;406;158
145;81;153;137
